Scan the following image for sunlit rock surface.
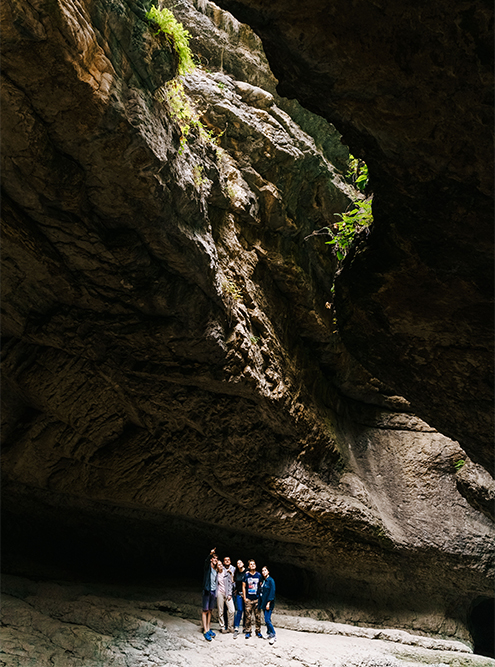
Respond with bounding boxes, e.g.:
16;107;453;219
1;0;493;649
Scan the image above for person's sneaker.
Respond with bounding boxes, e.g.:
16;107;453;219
209;630;216;638
256;632;263;638
245;632;251;639
221;629;228;634
233;629;239;639
269;636;276;645
204;631;212;641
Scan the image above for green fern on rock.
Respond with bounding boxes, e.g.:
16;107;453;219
146;6;195;76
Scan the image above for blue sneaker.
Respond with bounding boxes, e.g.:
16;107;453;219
256;632;263;638
245;632;251;639
209;630;216;638
204;631;212;641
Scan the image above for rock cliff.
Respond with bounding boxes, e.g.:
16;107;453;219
214;0;494;475
1;0;493;652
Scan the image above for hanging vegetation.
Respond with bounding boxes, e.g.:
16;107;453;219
146;6;195;75
323;153;373;260
346;154;369;192
326;198;373;260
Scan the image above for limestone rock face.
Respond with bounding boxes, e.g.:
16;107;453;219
213;0;494;474
1;0;493;647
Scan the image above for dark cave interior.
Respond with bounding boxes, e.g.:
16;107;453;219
1;493;309;599
468;596;495;658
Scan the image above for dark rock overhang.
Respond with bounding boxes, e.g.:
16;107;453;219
213;0;495;474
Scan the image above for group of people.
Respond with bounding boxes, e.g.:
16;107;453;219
202;547;277;645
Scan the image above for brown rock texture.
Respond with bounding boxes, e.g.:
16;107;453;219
213;0;494;474
1;0;493;649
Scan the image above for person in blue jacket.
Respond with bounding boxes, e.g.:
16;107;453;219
259;566;276;644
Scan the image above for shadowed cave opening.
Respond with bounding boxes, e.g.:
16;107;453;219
468;597;495;658
3;488;488;645
2;495;309;601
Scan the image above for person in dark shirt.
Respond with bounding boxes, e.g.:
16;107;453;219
233;559;246;638
259;565;276;644
242;559;262;639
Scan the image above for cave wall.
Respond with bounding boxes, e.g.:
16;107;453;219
213;0;494;474
1;0;494;643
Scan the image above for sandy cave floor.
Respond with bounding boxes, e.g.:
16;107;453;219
137;614;495;667
1;576;494;667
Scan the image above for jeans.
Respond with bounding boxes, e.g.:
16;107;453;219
264;607;275;637
244;598;261;634
234;594;244;629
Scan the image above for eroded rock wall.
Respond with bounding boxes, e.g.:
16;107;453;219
1;0;493;644
213;0;494;474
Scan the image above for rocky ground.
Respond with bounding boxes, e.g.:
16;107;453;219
1;575;493;667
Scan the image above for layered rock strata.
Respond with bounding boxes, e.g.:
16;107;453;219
1;0;493;647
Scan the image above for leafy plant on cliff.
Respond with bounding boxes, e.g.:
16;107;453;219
346;154;369;192
303;154;373;261
193;164;207;188
146;6;195;75
161;79;223;154
147;8;225;156
222;280;242;301
326;198;373;261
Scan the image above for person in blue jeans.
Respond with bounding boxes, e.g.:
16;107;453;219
259;566;276;644
232;559;246;638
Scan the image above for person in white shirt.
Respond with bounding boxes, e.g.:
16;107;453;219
216;561;235;632
220;556;236;630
